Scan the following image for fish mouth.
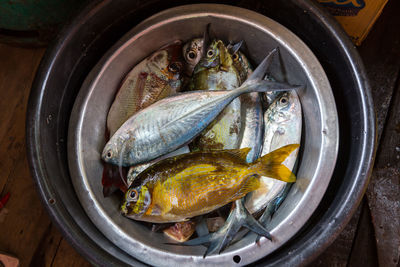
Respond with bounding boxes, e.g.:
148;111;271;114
121;202;135;216
120;203;128;215
101;146;112;162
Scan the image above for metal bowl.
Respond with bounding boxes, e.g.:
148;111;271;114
67;4;338;266
26;0;375;266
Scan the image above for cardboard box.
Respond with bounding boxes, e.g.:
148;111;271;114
317;0;389;45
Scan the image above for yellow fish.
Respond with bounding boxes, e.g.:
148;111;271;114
121;144;299;223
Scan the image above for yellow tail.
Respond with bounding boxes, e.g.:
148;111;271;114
252;144;300;183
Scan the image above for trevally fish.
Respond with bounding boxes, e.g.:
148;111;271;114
188;40;242;151
245;90;302;214
102;51;301;167
121;144;299;223
106;40;185;136
228;90;302;245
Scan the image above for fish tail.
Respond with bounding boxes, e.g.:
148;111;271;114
242;48;279;86
251;144;300;183
233;80;302;97
231;47;302;97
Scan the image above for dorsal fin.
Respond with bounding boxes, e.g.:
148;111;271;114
224;147;252;161
228;40;243;55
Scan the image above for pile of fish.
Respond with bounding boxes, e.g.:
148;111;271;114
101;28;302;256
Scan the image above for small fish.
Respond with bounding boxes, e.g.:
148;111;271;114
245;91;302;214
182;38;204;76
106;40;185;136
188;40;241;151
121;144;299;223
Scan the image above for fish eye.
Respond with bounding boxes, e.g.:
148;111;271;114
168;62;181;73
106;150;112;158
232;53;239;61
188;51;197;59
129;189;138;201
279;96;289;106
207;49;214;57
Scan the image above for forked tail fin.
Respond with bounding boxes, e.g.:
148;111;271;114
251;144;300;183
230;47;302;97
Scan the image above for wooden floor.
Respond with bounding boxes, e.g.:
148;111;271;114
0;1;398;266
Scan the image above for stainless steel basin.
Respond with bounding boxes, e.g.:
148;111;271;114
67;4;338;266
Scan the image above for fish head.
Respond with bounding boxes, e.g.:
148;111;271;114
231;51;243;69
183;38;204;76
231;51;253;83
196;40;233;72
101;140;121;165
121;185;151;219
149;40;185;82
101;134;134;166
267;91;301;124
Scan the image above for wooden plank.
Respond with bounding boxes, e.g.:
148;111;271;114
357;0;400;266
0;45;44;149
312;205;362;266
0;150;54;266
0;43;90;266
0;44;45;193
347;198;379;266
365;78;400;267
366;167;400;267
50;239;92;267
28;224;63;267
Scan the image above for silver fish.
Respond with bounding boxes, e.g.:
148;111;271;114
188;39;241;151
245;90;302;214
102;53;300;167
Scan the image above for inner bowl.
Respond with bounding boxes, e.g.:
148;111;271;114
67;4;338;266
